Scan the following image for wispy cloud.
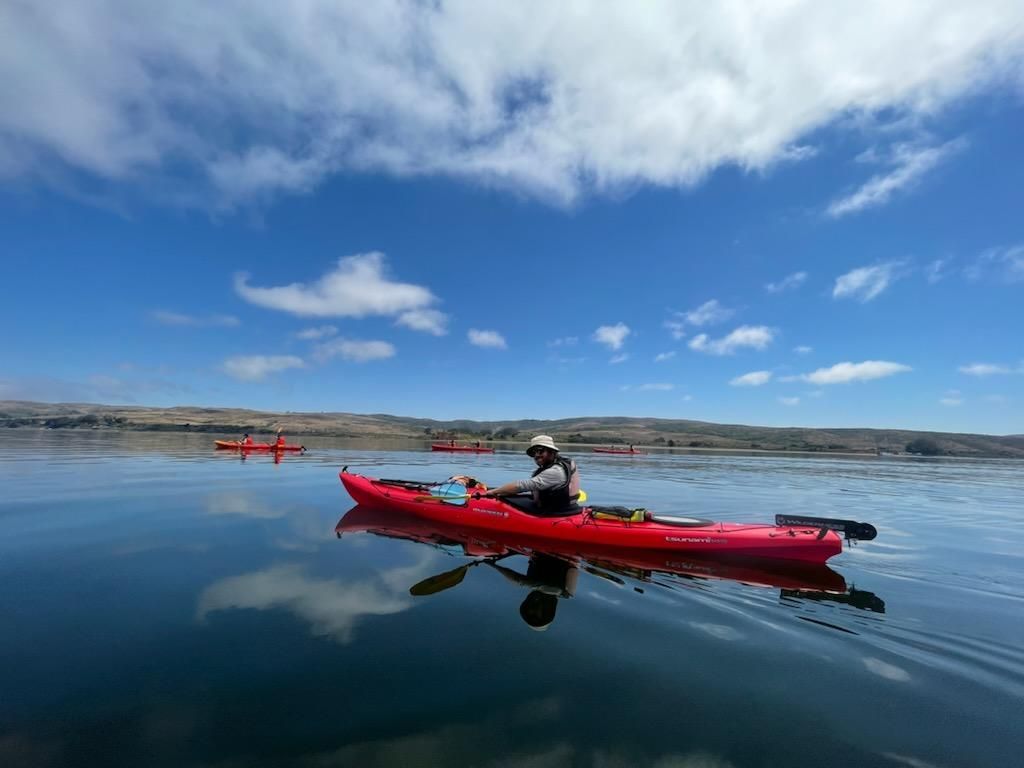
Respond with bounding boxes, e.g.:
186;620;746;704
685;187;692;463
609;353;629;365
794;345;813;355
548;336;579;347
3;6;1014;209
295;325;338;340
925;258;952;284
833;262;902;302
965;244;1024;283
235;253;439;324
793;360;911;384
689;325;774;355
152;310;239;327
684;300;733;327
396;308;448;336
778;396;800;406
827;138;967;217
958;363;1012;376
639;383;674;391
654;351;676;363
765;272;807;293
730;371;772;387
221;355;305;381
593;323;630;350
940;390;963;406
313;339;395;363
468;329;507;349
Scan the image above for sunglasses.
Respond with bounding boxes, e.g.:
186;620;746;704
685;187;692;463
529;447;550;457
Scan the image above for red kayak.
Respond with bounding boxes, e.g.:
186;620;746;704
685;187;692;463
215;440;304;452
335;504;849;593
338;469;876;564
593;447;644;455
431;444;495;453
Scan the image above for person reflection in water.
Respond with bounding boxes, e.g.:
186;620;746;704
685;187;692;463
487;554;579;631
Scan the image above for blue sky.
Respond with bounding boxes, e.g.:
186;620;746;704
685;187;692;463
1;2;1023;434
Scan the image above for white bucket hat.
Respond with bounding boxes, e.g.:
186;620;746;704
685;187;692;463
526;435;559;456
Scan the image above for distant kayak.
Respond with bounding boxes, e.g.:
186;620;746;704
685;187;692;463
430;444;495;453
215;440;304;452
339;469;877;564
593;447;645;455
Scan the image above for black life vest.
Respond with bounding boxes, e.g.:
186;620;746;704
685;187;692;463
531;455;580;512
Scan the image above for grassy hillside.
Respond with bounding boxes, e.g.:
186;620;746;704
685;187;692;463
2;400;1023;458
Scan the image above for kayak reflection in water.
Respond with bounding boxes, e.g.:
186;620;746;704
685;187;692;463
487;555;579;631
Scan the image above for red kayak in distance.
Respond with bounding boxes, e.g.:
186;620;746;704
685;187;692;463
430;444;495;453
215;440;304;452
593;447;645;455
335;504;849;594
338;469;877;564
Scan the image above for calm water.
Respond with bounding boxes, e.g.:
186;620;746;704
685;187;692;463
1;431;1022;768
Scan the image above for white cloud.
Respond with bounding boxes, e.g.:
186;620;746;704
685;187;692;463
152;310;239;327
221;354;305;381
798;360;911;384
295;325;338;340
468;329;507;349
197;565;414;644
654;351;676;362
765;271;807;293
609;353;629;364
958;362;1011;376
833;263;901;302
778;396;800;406
689;325;774;355
4;4;1020;209
730;370;772;387
638;383;673;391
314;338;395;363
827;138;967;217
593;323;631;350
794;345;813;355
234;252;437;320
396;308;448;336
966;244;1024;283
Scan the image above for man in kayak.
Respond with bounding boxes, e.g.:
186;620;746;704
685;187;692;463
275;429;286;448
241;433;254;446
482;435;581;516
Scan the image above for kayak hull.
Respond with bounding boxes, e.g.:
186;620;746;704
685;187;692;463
339;471;844;563
336;504;848;593
215;440;303;452
431;444;495;453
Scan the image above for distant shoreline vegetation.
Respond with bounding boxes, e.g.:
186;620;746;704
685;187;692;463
1;401;1022;459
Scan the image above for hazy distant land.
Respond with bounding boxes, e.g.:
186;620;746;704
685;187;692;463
3;400;1022;459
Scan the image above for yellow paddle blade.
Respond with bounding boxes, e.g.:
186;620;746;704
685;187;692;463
578;489;588;503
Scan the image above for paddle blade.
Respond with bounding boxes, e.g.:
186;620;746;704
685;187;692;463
578;489;588;503
410;564;470;596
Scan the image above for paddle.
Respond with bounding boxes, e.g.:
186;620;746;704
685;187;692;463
413;489;589;503
409;563;472;595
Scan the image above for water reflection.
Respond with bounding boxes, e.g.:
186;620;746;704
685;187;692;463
335;505;885;632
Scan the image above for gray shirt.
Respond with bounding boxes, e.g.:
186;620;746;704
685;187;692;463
515;463;568;493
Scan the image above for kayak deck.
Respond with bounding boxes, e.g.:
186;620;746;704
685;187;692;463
430;444;495;453
338;470;847;563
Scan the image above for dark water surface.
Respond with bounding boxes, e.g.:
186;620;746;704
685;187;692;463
1;431;1021;767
